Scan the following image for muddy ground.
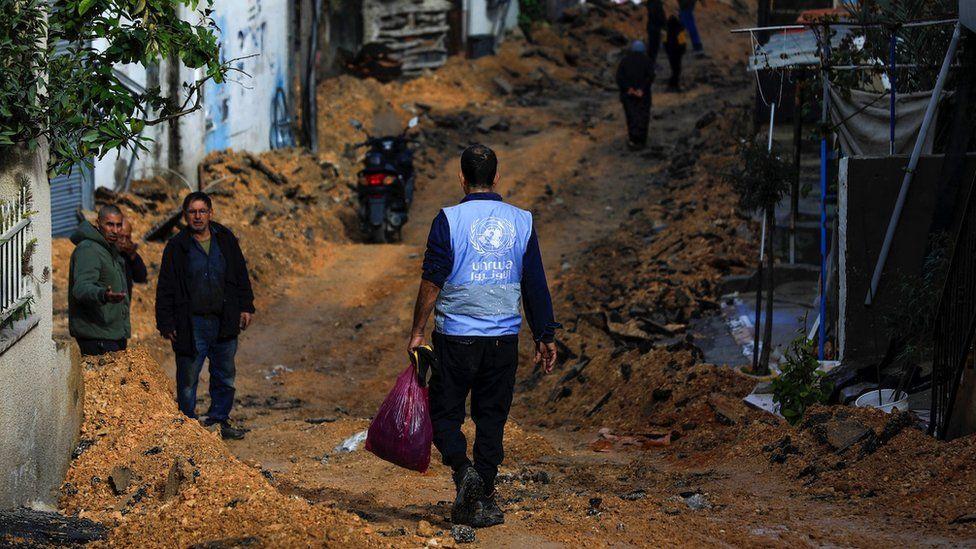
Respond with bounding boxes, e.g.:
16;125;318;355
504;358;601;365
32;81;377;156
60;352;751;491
40;1;976;547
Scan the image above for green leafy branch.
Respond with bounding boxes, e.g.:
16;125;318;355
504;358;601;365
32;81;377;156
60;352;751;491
1;0;228;175
772;336;833;425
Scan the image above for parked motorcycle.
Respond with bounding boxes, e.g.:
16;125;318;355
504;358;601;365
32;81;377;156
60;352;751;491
350;116;419;243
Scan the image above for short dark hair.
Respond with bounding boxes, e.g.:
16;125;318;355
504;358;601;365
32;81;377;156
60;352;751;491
97;204;122;220
460;144;497;188
182;191;212;212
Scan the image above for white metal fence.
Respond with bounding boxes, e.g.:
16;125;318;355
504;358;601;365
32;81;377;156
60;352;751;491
0;185;33;325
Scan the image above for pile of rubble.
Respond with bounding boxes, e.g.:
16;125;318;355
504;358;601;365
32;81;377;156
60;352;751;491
59;350;380;547
741;405;976;527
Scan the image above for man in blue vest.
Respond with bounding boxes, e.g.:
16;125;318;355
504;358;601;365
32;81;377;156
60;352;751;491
409;144;559;528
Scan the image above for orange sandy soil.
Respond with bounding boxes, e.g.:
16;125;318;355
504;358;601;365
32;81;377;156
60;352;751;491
47;1;976;547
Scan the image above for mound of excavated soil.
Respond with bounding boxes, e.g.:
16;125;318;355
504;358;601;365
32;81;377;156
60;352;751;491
60;349;381;547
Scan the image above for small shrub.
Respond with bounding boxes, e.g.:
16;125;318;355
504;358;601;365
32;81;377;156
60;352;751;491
725;139;792;214
772;337;833;425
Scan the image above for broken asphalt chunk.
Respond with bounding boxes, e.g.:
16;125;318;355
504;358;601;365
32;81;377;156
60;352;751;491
108;465;132;495
451;524;476;544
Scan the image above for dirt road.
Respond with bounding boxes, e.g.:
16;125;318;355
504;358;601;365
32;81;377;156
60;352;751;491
211;25;968;549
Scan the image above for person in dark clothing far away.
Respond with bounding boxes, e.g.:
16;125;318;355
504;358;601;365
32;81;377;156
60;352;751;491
68;205;130;356
678;0;705;56
615;40;654;150
155;191;255;440
645;0;666;68
664;15;688;92
409;144;559;528
118;218;147;295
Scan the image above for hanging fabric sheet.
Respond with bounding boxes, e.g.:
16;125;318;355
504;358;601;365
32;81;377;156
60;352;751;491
827;84;947;156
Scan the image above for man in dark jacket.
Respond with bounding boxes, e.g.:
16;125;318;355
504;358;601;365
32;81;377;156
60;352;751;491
155;191;255;440
615;40;654;150
69;205;130;355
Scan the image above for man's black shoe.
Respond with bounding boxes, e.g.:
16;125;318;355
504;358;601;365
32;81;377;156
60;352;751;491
201;418;246;440
451;465;485;526
471;494;505;528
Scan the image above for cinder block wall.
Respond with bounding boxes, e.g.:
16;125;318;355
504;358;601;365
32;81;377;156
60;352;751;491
0;145;82;508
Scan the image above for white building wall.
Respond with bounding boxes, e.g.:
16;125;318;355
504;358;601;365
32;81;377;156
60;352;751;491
0;145;82;507
91;0;292;190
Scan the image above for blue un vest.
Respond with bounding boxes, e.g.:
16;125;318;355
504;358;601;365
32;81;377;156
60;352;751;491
435;199;533;337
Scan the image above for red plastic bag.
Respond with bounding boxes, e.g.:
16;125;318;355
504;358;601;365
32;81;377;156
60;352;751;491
365;347;434;472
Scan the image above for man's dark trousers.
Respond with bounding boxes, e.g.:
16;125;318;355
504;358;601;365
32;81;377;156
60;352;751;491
175;315;238;421
430;332;519;493
76;338;127;356
621;95;651;145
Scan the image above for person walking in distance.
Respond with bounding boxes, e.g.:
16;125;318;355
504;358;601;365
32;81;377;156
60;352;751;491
664;15;688;92
408;144;559;528
155;192;255;440
616;40;654;150
68;205;130;356
678;0;705;56
645;0;667;69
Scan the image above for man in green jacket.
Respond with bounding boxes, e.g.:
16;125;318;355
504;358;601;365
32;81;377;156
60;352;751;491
68;205;130;356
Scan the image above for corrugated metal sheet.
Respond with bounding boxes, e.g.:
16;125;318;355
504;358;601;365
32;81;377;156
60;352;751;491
50;165;92;237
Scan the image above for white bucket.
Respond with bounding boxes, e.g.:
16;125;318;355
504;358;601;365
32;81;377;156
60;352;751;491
854;389;909;413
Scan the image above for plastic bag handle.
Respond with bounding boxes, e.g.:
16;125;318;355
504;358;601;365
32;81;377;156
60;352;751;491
410;344;434;388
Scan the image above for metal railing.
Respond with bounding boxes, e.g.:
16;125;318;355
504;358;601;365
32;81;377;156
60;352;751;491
930;171;976;439
0;185;33;326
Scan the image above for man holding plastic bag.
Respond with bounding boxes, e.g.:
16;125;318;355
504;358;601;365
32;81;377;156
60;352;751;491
408;144;559;528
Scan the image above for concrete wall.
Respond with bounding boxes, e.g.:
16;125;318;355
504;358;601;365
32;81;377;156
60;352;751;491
91;0;293;190
0;145;82;508
838;154;976;362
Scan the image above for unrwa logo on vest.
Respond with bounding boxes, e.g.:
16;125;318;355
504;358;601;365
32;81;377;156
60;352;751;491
468;216;517;257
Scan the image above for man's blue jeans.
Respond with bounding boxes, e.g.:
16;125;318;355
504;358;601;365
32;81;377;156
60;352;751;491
679;9;704;52
176;315;238;421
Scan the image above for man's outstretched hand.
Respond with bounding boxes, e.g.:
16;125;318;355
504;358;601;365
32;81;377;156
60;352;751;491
535;340;558;373
408;332;426;357
103;287;126;303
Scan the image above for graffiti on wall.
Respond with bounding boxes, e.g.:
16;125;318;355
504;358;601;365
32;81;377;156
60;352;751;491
204;0;287;152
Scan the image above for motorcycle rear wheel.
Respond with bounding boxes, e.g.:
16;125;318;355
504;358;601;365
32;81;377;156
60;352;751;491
370;224;387;244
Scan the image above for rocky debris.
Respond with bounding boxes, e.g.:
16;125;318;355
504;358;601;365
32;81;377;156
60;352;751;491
416;520;436;537
708;394;748;426
109;465;133;495
497;469;552;485
72;439;95;460
763;435;801;464
59;350;374;547
825;419;872;454
492;76;514;95
189;536;261;548
619;489;646;501
450;525;476;544
950;513;976;525
238;394;304;410
859;409;914;456
0;508;108;546
586;497;603;516
304;417;338;425
679;492;712;511
476;115;509;133
162;457;192;500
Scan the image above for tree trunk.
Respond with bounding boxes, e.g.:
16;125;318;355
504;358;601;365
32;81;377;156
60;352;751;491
758;206;776;374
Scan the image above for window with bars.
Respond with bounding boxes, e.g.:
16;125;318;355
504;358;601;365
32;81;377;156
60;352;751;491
0;182;35;332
